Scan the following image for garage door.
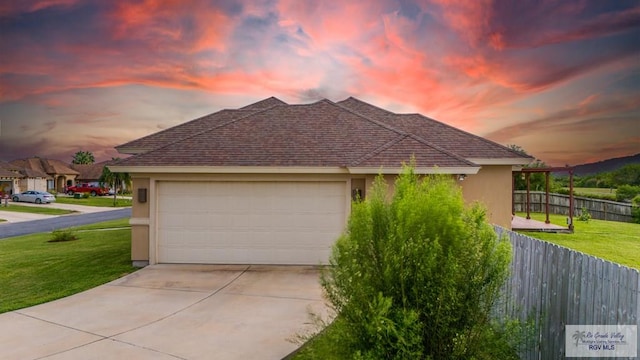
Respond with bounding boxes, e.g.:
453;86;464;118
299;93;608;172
157;181;347;265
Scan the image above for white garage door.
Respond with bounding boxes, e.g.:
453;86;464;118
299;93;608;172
157;181;347;265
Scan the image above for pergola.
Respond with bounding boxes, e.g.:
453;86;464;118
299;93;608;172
513;166;575;232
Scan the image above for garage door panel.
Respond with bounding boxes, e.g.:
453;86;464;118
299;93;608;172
157;181;346;265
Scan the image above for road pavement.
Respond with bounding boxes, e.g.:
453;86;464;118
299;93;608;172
0;208;131;239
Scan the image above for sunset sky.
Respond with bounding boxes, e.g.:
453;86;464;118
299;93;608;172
1;0;638;166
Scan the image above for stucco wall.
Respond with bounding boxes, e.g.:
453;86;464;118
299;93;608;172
129;168;514;265
460;165;513;228
130;177;150;264
362;169;513;228
18;178;48;192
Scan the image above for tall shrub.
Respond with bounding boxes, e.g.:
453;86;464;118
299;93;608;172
321;166;518;359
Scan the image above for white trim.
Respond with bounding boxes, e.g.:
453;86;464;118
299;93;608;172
129;217;150;226
108;165;349;174
110;165;483;175
149;178;158;265
467;158;533;165
347;166;480;175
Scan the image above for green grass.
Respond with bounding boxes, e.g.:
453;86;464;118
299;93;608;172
0;204;76;215
289;319;348;360
571;187;617;196
517;212;640;269
55;195;132;207
0;218;136;313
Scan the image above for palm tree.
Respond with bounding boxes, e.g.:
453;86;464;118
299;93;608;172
71;151;95;164
572;330;585;346
99;158;131;206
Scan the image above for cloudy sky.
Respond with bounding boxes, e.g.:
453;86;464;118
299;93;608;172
1;0;638;166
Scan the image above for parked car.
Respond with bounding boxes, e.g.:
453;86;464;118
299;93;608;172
66;183;110;196
12;191;56;204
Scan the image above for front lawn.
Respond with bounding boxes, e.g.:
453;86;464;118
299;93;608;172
517;212;640;269
55;195;132;207
0;219;136;313
0;204;76;215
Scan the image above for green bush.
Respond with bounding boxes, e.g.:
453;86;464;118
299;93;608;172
577;207;591;222
49;229;78;242
616;185;640;202
320;166;522;359
632;196;640;224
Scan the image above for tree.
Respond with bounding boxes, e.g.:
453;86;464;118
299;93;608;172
71;150;95;165
99;158;131;206
610;164;640;186
507;145;556;191
320;165;522;359
507;144;528;156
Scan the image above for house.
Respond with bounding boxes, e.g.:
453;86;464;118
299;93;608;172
0;160;49;194
111;97;532;267
11;157;79;193
71;160;111;186
0;161;22;196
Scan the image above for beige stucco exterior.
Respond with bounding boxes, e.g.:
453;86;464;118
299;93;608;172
127;166;515;265
459;165;513;228
130;177;150;264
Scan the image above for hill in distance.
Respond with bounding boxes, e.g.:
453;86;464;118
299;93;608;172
571;153;640;176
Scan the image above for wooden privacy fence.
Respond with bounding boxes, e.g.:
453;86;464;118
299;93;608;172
513;191;634;222
493;227;639;359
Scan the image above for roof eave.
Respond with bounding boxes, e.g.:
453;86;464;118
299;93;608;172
347;166;480;175
107;165;351;174
466;158;534;166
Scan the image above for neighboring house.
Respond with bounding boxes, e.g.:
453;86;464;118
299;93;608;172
0;160;48;194
0;161;21;196
71;160;111;186
11;157;78;193
111;97;532;267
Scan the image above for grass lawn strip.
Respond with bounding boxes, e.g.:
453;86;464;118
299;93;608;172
0;204;76;215
0;218;136;314
517;212;639;270
570;187;617;196
54;196;132;208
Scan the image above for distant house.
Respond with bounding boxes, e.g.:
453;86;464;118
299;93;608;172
0;160;49;194
11;157;79;193
71;160;111;186
111;97;533;267
0;161;21;196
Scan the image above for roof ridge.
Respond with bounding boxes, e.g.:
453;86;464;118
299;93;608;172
343;97;398;116
350;134;409;166
116;108;258;150
118;105;281;164
333;100;475;166
332;100;407;136
404;134;477;166
403;113;533;159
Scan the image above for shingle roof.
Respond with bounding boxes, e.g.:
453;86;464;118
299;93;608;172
115;97;531;169
336;97;526;160
0;160;21;172
116;109;258;153
11;157;78;176
239;96;287;110
20;168;49;178
0;168;18;178
71;160;111;181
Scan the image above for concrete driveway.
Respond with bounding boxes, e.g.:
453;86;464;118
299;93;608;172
0;265;328;360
